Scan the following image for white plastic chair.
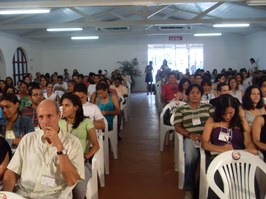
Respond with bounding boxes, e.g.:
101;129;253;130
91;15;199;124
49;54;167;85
101;116;118;175
174;132;207;199
160;100;186;151
206;150;266;199
94;132;105;187
86;155;98;199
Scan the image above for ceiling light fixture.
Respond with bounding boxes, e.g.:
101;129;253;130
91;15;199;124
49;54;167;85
47;28;83;32
247;0;266;5
0;9;50;15
194;33;222;37
71;36;99;40
213;24;250;28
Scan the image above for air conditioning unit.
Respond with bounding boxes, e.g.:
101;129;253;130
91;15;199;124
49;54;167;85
159;26;192;30
96;26;130;31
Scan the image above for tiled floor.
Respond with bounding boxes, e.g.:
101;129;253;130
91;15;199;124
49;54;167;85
98;92;185;199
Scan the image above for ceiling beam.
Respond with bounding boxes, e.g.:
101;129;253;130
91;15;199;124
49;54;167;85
0;18;265;30
192;2;224;20
0;0;244;8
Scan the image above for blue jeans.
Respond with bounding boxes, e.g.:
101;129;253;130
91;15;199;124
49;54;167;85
183;138;200;190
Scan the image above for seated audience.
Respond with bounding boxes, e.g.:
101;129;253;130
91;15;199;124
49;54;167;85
67;79;77;93
209;82;229;107
73;83;105;130
202;94;257;156
258;76;266;106
0;136;12;180
43;82;60;103
95;83;120;131
240;85;265;127
5;77;13;87
228;77;243;103
2;99;85;198
110;77;128;99
20;86;43;128
201;78;215;102
59;93;99;199
174;84;214;199
177;77;190;102
252;115;266;161
53;75;67;95
0;94;34;147
17;81;31;109
161;72;179;106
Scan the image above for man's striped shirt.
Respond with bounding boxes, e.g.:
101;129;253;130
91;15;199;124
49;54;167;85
174;103;214;134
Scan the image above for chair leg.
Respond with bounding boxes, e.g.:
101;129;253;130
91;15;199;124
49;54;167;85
103;135;110;174
86;159;98;199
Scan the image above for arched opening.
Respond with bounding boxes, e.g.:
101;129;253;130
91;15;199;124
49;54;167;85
12;47;28;85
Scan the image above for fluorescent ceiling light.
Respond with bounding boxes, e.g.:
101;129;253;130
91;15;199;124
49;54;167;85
71;36;99;40
213;24;250;28
194;33;222;37
247;0;266;5
0;9;50;15
47;28;83;32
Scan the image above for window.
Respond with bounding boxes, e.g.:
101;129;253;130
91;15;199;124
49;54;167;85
13;48;28;85
148;44;203;77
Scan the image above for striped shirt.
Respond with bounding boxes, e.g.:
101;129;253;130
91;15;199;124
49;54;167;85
20;105;38;127
174;103;214;134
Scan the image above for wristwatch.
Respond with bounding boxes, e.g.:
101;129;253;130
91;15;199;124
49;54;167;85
57;149;67;155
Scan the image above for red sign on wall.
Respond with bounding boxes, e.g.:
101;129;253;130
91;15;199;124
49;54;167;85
169;36;183;41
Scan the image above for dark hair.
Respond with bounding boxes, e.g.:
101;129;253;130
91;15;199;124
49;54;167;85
5;76;13;86
60;93;84;129
29;86;41;96
242;85;264;110
201;78;212;87
0;93;20;110
20;80;29;88
178;78;191;92
250;58;255;63
234;73;243;84
258;76;266;88
217;82;228;92
68;79;77;87
4;85;16;94
74;83;87;94
185;84;203;96
96;82;109;91
228;77;239;90
213;94;243;131
57;75;63;80
214;73;225;83
167;72;176;78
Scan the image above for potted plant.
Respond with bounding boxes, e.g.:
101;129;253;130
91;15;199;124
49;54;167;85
117;58;142;90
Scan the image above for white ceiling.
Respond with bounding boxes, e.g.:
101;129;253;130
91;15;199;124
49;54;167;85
0;0;266;41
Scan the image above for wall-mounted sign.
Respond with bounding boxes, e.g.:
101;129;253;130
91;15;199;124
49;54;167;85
169;36;183;41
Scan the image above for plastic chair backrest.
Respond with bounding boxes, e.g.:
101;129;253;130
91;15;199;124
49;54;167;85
207;150;266;199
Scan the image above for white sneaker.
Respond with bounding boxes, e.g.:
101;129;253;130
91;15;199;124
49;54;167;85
184;190;193;199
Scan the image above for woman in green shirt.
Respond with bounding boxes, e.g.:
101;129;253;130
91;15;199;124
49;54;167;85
59;93;99;199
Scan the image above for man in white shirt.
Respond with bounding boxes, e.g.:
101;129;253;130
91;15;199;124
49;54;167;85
74;83;105;130
3;99;84;199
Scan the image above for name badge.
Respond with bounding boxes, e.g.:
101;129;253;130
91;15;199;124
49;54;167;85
5;130;16;139
192;118;201;126
218;132;229;142
41;175;55;187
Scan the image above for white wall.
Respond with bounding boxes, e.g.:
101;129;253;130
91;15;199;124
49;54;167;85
0;32;43;80
42;33;245;91
0;31;264;91
245;31;266;70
